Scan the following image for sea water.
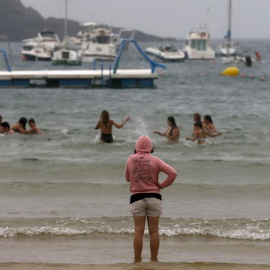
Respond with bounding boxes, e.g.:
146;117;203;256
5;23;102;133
0;40;270;265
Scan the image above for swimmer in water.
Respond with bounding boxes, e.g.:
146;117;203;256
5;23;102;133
95;110;130;143
186;122;222;145
193;112;202;124
153;116;180;144
11;117;28;134
0;122;14;134
27;119;42;135
203;115;219;135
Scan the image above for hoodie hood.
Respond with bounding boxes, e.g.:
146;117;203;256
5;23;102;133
135;135;152;154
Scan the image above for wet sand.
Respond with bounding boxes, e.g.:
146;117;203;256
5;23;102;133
1;262;270;270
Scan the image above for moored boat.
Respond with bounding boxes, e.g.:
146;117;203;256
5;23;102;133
52;49;81;65
183;28;215;60
217;0;242;57
80;23;117;63
145;45;185;62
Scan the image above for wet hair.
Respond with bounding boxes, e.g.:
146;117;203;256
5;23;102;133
1;122;10;130
204;115;213;124
101;110;110;127
193;113;202;123
28;118;35;124
18;117;27;130
194;122;203;130
167;116;177;128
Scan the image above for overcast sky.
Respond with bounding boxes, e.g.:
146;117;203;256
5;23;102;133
20;0;269;39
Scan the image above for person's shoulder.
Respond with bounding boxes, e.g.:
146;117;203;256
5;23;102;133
11;123;18;128
126;153;136;162
31;127;41;134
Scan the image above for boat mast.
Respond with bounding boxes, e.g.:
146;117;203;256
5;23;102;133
228;0;232;42
64;0;68;37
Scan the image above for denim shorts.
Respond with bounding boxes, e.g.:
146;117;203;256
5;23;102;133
130;198;162;217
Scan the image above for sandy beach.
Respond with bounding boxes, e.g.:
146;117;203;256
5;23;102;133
1;262;270;270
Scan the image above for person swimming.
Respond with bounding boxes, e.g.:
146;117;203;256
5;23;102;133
11;117;27;133
186;122;207;145
27;118;42;135
193;112;202;124
95;110;130;143
153;116;180;144
203;115;218;135
186;122;222;145
0;122;14;134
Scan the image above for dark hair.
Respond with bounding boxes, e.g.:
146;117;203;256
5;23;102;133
1;121;10;130
0;115;2;120
167;116;177;128
18;117;27;130
204;115;213;124
101;110;110;127
194;122;203;130
193;113;201;123
134;148;154;154
28;118;35;124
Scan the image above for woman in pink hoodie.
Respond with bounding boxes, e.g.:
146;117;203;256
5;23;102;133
125;135;177;261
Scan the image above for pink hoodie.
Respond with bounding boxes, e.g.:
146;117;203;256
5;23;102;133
125;136;177;194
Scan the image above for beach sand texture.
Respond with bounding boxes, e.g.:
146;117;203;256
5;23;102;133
1;262;270;270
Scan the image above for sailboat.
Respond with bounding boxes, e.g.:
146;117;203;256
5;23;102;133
217;0;242;57
52;0;81;66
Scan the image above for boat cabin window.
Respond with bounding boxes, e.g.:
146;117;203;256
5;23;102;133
23;45;34;51
191;39;207;51
96;35;110;44
61;51;70;59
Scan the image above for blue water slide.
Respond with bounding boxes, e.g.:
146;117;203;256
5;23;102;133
0;49;12;72
113;38;166;74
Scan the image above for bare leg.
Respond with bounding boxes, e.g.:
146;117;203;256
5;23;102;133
147;216;160;261
133;216;146;261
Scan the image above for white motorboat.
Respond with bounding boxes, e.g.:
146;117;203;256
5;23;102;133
52;49;81;65
52;0;81;66
145;45;185;62
217;0;242;57
65;22;97;51
183;28;216;60
21;30;60;61
21;44;53;61
81;24;117;62
22;30;60;51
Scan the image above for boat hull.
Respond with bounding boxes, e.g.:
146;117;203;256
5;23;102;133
81;54;116;63
52;60;81;66
145;48;185;62
21;53;51;61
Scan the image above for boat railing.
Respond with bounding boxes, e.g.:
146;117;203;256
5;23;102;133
113;38;166;74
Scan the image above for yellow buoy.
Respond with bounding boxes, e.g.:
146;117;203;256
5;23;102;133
220;67;240;77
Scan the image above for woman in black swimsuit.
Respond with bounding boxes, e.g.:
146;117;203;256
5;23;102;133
153;116;180;144
11;117;28;133
95;110;130;143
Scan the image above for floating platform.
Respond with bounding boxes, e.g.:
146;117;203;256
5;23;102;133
0;39;166;89
0;69;158;88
